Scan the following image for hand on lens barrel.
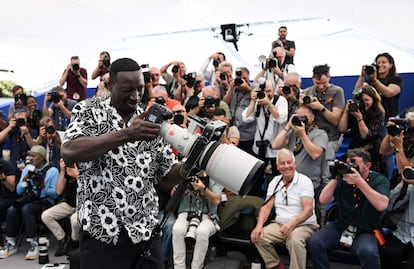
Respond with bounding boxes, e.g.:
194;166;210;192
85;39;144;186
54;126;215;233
128;116;161;141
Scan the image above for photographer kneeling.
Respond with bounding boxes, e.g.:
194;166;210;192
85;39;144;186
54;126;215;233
0;145;59;260
171;170;223;269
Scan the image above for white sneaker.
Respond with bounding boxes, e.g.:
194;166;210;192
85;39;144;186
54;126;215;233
25;243;39;260
0;242;17;259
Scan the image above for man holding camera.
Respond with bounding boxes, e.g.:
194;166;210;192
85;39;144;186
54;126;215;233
91;51;111;81
277;72;302;119
59;55;88;101
35;116;61;169
251;149;318;269
160;60;187;98
242;79;288;180
43;85;77;134
271;26;296;65
0;145;59;260
61;58;182;269
171;171;222;269
308;148;390;269
272;106;328;191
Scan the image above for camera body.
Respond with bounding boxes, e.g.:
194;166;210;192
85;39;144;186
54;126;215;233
49;91;61;103
328;159;359;178
172;65;180;73
292;115;308;126
255;139;270;148
46;126;56;135
267;58;278;68
387;118;409;136
72;63;80;72
183;72;196;88
365;63;378;76
204;96;220;108
14;93;27;103
282;86;291;95
349;100;363;113
102;56;110;68
16;118;26;127
144;103;173;124
302;95;316;105
219;72;227;81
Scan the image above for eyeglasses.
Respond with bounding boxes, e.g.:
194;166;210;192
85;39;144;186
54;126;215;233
282;188;288;205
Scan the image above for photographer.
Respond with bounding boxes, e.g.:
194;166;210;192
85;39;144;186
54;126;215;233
0;109;38;176
148;85;181;111
41;158;79;257
277;72;302;119
7;85;27;120
171;170;222;269
0;145;59;260
189;85;231;121
160;60;187;98
199;52;226;85
272;106;328;191
242;79;288;179
308;148;390;269
59;55;88;101
214;61;235;100
270;26;296;65
43;85;77;133
61;58;182;269
338;85;386;174
94;72;110;98
35;116;62;169
380;109;414;187
91;51;111;81
255;46;296;90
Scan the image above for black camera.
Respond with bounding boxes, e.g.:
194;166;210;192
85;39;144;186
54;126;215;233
183;72;196;88
349;100;363;113
46;126;56;134
72;63;80;72
31;109;42;118
204;97;220;108
143;72;153;84
234;77;243;87
387;118;409;136
144;103;173;124
402;167;414;180
256;140;270;148
292;115;308;126
268;58;278;68
102;56;110;68
15;189;38;207
212;59;220;68
28;170;44;186
172;65;179;73
16;118;26;127
328;159;359;178
173;114;184;125
282;86;291;95
235;68;242;77
302;95;315;105
365;63;378;76
14;93;27;103
49;91;61;103
219;72;227;81
154;97;166;105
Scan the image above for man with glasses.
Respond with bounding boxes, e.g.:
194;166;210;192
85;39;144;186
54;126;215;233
308;148;390;269
277;72;302;119
250;148;319;269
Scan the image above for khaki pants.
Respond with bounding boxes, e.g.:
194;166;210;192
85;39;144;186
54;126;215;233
254;222;319;269
41;202;79;241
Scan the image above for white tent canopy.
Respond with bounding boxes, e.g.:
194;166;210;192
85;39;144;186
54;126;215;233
1;0;413;92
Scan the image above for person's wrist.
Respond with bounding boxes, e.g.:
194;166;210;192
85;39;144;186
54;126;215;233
358;118;363;122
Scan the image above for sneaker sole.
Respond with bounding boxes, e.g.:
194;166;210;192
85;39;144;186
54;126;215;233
0;248;17;259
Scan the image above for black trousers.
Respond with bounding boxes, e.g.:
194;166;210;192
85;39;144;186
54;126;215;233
80;229;164;269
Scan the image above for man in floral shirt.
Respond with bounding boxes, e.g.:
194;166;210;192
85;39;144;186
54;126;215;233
62;58;181;269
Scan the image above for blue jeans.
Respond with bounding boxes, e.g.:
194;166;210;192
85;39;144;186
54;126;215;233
308;223;381;269
157;210;176;263
6;202;45;238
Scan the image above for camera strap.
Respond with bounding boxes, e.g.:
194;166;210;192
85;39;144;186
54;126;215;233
256;95;279;140
262;176;293;207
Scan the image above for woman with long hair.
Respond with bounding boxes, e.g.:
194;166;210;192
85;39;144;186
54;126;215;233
339;85;386;174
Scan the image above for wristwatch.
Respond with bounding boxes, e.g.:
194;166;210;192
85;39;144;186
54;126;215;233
320;107;326;113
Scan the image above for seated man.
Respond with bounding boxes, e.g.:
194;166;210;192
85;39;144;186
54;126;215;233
0;158;17;248
308;148;390;269
250;148;319;269
0;145;59;260
171;170;222;269
41;158;79;257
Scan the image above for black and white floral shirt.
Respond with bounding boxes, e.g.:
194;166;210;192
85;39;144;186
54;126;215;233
63;97;177;244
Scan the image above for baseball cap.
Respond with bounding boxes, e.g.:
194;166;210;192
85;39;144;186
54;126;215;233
28;145;46;159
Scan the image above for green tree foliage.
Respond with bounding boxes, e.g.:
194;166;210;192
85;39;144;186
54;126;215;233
0;80;17;97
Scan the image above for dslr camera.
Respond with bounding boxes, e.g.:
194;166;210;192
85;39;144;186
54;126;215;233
255;139;270;148
328;159;359;178
171;65;180;73
72;63;80;72
49;91;61;103
349;100;363;113
141;64;153;84
291;115;308;126
219;72;227;81
302;95;316;105
16;118;26;127
183;72;196;88
234;68;243;86
144;103;173;124
46;126;56;135
102;56;111;68
282;86;291;95
387;118;409;136
364;63;378;76
267;58;278;69
204;96;220;108
256;78;266;99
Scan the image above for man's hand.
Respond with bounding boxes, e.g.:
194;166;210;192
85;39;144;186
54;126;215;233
342;168;363;185
127;117;161;142
250;226;264;244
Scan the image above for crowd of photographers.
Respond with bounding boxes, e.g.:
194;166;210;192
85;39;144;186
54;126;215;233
0;27;413;269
